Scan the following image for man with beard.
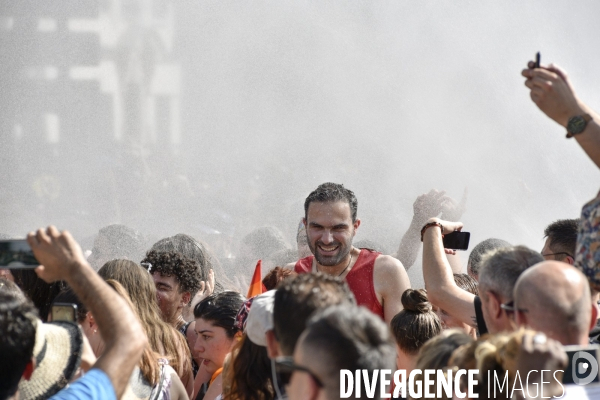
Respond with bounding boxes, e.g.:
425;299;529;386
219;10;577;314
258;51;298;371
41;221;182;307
289;182;411;323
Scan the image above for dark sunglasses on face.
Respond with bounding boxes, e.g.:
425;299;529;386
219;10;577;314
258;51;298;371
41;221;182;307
274;356;324;388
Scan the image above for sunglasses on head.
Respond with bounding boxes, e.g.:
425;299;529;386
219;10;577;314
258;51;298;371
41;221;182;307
274;356;324;387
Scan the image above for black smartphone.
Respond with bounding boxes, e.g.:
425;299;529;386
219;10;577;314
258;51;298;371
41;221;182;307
442;231;470;251
52;303;78;322
563;344;600;385
0;239;39;269
535;52;541;68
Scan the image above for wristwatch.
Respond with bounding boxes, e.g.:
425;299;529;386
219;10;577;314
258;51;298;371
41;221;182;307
566;114;592;138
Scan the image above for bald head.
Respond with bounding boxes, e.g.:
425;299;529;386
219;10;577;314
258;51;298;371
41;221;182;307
514;261;592;345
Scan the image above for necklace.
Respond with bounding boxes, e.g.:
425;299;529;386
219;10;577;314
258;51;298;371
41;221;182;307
317;252;353;277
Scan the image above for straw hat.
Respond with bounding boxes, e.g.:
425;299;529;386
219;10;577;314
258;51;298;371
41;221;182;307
18;319;83;400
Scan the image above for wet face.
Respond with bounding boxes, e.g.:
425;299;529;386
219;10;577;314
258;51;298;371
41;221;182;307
193;318;236;375
152;272;185;323
304;201;359;267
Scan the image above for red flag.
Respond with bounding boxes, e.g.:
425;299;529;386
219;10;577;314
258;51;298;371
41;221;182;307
247;260;266;298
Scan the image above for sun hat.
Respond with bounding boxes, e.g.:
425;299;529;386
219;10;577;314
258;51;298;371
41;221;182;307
18;319;83;400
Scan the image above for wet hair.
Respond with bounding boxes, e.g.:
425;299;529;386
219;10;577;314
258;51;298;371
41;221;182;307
301;305;395;400
411;329;474;399
242;227;288;260
449;330;536;399
89;224;146;269
151;233;222;291
273;272;356;355
0;292;37;399
194;291;246;338
104;279;159;386
262;267;297;291
304;182;358;222
468;238;511;278
453;273;479;296
11;269;65;322
391;289;443;355
478;246;543;301
98;259;192;381
415;329;473;371
141;250;202;299
544;219;579;256
224;334;274;400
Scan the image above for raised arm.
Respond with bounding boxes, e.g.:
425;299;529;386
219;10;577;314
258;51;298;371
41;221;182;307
396;189;466;272
421;218;477;328
396;190;447;269
28;226;147;399
522;62;600;169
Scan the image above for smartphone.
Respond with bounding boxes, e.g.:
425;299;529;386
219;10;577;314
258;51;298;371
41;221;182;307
563;344;600;385
52;303;78;322
535;52;541;68
442;231;470;251
0;240;39;268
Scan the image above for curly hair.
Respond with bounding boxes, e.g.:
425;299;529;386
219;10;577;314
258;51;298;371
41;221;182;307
141;250;202;298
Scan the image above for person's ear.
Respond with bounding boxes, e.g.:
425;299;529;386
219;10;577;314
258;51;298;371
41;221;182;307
181;292;191;307
308;372;321;400
265;329;280;359
23;358;36;380
565;255;575;265
87;312;98;331
302;218;307;228
353;218;361;233
487;291;503;319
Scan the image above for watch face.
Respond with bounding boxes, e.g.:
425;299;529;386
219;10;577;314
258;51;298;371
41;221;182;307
568;115;587;135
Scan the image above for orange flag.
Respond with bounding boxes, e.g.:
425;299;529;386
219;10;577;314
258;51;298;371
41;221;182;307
247;259;266;298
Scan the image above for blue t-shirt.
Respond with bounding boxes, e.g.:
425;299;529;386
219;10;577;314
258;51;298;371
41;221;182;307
49;368;116;400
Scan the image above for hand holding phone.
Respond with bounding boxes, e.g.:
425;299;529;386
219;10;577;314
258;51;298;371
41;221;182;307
442;231;470;251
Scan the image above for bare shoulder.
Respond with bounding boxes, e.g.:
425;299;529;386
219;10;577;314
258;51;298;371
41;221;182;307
166;365;191;400
373;254;410;288
374;254;407;275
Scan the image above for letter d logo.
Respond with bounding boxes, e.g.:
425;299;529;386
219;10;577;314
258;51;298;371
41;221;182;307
572;351;599;386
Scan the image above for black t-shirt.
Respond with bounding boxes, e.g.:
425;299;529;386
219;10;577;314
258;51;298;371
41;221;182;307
473;295;488;336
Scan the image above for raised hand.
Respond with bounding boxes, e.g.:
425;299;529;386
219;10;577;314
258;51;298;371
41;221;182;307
441;187;468;222
27;226;88;283
522;62;584;127
412;189;448;225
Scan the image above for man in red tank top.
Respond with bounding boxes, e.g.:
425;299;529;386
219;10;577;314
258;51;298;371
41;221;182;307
288;182;411;324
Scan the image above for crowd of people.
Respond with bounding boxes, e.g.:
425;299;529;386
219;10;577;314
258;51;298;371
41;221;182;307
2;60;600;400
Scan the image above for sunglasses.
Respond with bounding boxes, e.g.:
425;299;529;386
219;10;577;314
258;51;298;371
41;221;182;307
274;356;324;387
500;300;529;315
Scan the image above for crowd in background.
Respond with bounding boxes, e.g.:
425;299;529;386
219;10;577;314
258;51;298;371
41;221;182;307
2;60;600;400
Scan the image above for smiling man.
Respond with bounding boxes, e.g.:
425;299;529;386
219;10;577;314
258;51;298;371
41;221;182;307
290;182;411;323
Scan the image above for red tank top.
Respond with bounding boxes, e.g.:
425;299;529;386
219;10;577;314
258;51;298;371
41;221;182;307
294;248;384;319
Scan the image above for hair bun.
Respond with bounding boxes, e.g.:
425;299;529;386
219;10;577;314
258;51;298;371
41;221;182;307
401;289;432;313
